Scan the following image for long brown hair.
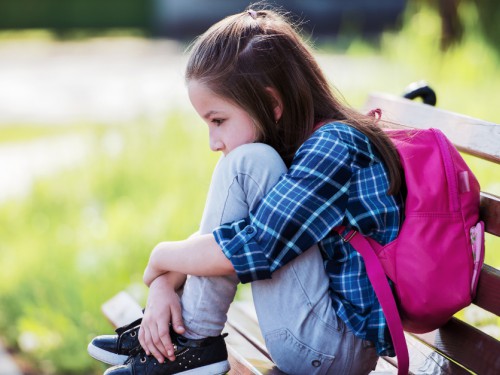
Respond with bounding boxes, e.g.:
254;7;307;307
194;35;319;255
185;7;402;195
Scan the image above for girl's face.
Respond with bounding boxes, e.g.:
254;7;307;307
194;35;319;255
188;80;258;155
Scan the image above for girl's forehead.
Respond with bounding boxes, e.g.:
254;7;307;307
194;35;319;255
187;80;221;100
187;79;208;92
188;80;215;100
188;81;238;114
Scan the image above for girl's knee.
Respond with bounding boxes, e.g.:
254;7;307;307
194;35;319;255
226;143;286;172
218;142;287;194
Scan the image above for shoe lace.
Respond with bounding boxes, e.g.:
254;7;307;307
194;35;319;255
125;345;146;364
115;317;142;335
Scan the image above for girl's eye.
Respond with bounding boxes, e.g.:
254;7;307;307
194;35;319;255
211;119;224;126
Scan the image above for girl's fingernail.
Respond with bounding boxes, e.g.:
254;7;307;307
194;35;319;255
167;350;173;356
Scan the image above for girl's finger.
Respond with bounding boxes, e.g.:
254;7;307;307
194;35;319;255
157;319;175;361
142;321;165;363
149;321;168;362
138;324;150;356
171;304;186;335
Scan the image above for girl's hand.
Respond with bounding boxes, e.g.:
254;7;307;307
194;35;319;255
139;274;186;363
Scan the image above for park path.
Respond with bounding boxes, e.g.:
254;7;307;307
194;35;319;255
0;37;190;125
0;134;90;203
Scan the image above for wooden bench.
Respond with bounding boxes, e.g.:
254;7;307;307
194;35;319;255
224;87;500;375
102;86;500;374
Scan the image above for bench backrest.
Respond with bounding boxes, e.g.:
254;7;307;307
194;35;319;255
364;93;500;374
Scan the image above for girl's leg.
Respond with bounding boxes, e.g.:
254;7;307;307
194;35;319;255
181;143;287;338
181;142;378;374
252;246;379;375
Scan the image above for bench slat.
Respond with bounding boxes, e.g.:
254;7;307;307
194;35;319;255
415;317;500;375
225;325;282;375
474;264;500;315
403;333;470;375
228;349;263;375
480;193;500;236
363;93;500;163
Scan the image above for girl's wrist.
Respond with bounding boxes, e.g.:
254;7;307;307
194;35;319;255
150;242;172;271
144;242;177;286
153;271;187;292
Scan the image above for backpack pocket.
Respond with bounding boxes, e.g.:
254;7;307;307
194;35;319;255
470;221;485;297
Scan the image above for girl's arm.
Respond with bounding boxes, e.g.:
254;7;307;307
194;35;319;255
143;234;234;286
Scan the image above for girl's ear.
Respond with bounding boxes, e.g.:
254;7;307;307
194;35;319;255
265;87;283;123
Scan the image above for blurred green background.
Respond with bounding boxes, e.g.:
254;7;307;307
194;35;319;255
0;0;499;373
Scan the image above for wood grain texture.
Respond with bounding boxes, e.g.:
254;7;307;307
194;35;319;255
404;333;470;375
415;318;500;375
473;264;500;315
480;192;500;236
363;93;500;163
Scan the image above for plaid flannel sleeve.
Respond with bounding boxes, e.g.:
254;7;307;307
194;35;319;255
213;129;354;283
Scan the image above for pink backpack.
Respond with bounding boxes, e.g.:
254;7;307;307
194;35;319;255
341;128;485;375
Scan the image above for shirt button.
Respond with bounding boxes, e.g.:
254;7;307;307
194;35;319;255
311;359;321;367
245;226;255;234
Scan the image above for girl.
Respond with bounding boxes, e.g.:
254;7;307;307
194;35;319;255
91;6;404;375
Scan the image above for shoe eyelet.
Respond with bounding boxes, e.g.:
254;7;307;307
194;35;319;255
130;331;137;337
140;357;147;364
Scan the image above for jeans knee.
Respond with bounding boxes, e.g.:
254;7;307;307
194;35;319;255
219;143;287;196
227;143;285;171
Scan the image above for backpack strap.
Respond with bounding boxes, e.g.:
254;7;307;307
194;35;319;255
346;230;410;375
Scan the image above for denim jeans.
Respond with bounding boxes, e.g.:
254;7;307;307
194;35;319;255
181;143;378;374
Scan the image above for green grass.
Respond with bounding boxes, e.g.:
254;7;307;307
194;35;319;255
0;114;218;373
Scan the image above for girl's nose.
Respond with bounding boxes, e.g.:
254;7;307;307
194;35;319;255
209;137;224;152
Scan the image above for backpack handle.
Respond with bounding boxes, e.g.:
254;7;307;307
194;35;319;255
403;81;437;106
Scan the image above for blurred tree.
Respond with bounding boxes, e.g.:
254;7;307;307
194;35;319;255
438;0;463;50
419;0;500;56
475;0;500;56
420;0;463;50
0;0;150;32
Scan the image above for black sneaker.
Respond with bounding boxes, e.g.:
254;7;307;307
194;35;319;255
103;330;230;375
88;317;142;365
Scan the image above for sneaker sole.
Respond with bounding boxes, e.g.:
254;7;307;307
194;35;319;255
177;360;230;375
87;342;128;366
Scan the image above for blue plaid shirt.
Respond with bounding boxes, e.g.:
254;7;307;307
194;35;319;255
213;122;403;356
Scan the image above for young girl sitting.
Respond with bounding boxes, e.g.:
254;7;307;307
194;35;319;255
89;6;404;375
